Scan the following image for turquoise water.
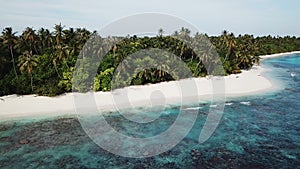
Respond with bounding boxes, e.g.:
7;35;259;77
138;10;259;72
1;54;300;168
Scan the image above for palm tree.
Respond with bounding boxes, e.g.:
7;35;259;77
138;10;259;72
176;27;191;59
220;30;229;48
63;28;78;56
51;23;71;77
22;27;38;54
0;41;8;75
18;51;38;92
179;27;191;39
76;28;91;46
51;44;70;77
173;30;179;37
158;28;164;37
37;28;52;53
53;23;64;45
1;27;18;77
223;33;237;64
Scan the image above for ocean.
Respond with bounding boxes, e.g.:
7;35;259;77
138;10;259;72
0;54;300;168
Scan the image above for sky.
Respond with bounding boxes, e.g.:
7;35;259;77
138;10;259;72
1;0;300;36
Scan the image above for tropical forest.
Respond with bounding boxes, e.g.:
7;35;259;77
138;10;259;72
1;24;300;96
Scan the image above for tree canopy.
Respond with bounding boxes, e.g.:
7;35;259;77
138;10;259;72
1;25;300;96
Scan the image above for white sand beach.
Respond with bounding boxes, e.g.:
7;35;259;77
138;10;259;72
259;51;300;60
1;52;297;120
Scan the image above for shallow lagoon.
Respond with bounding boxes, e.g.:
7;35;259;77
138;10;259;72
1;54;300;168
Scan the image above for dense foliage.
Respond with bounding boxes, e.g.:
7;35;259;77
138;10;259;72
1;25;300;96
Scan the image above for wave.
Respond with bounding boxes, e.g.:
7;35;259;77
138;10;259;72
225;102;233;106
184;106;203;110
290;72;296;77
240;101;251;106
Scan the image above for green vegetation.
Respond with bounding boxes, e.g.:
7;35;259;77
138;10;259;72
1;25;300;96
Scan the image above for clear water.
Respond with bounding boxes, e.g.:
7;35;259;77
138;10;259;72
1;54;300;168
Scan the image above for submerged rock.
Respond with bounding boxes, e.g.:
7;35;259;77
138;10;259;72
19;139;29;144
0;122;15;131
191;149;201;157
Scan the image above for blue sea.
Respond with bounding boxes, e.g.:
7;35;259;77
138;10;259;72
1;54;300;169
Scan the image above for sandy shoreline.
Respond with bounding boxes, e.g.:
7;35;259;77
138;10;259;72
1;52;298;120
259;51;300;60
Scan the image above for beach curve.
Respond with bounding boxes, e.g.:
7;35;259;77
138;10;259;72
0;52;297;120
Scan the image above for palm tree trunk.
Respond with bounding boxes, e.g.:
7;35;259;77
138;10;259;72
64;61;70;69
53;63;61;78
30;73;33;93
223;45;232;64
34;45;39;55
180;44;184;58
9;46;18;78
